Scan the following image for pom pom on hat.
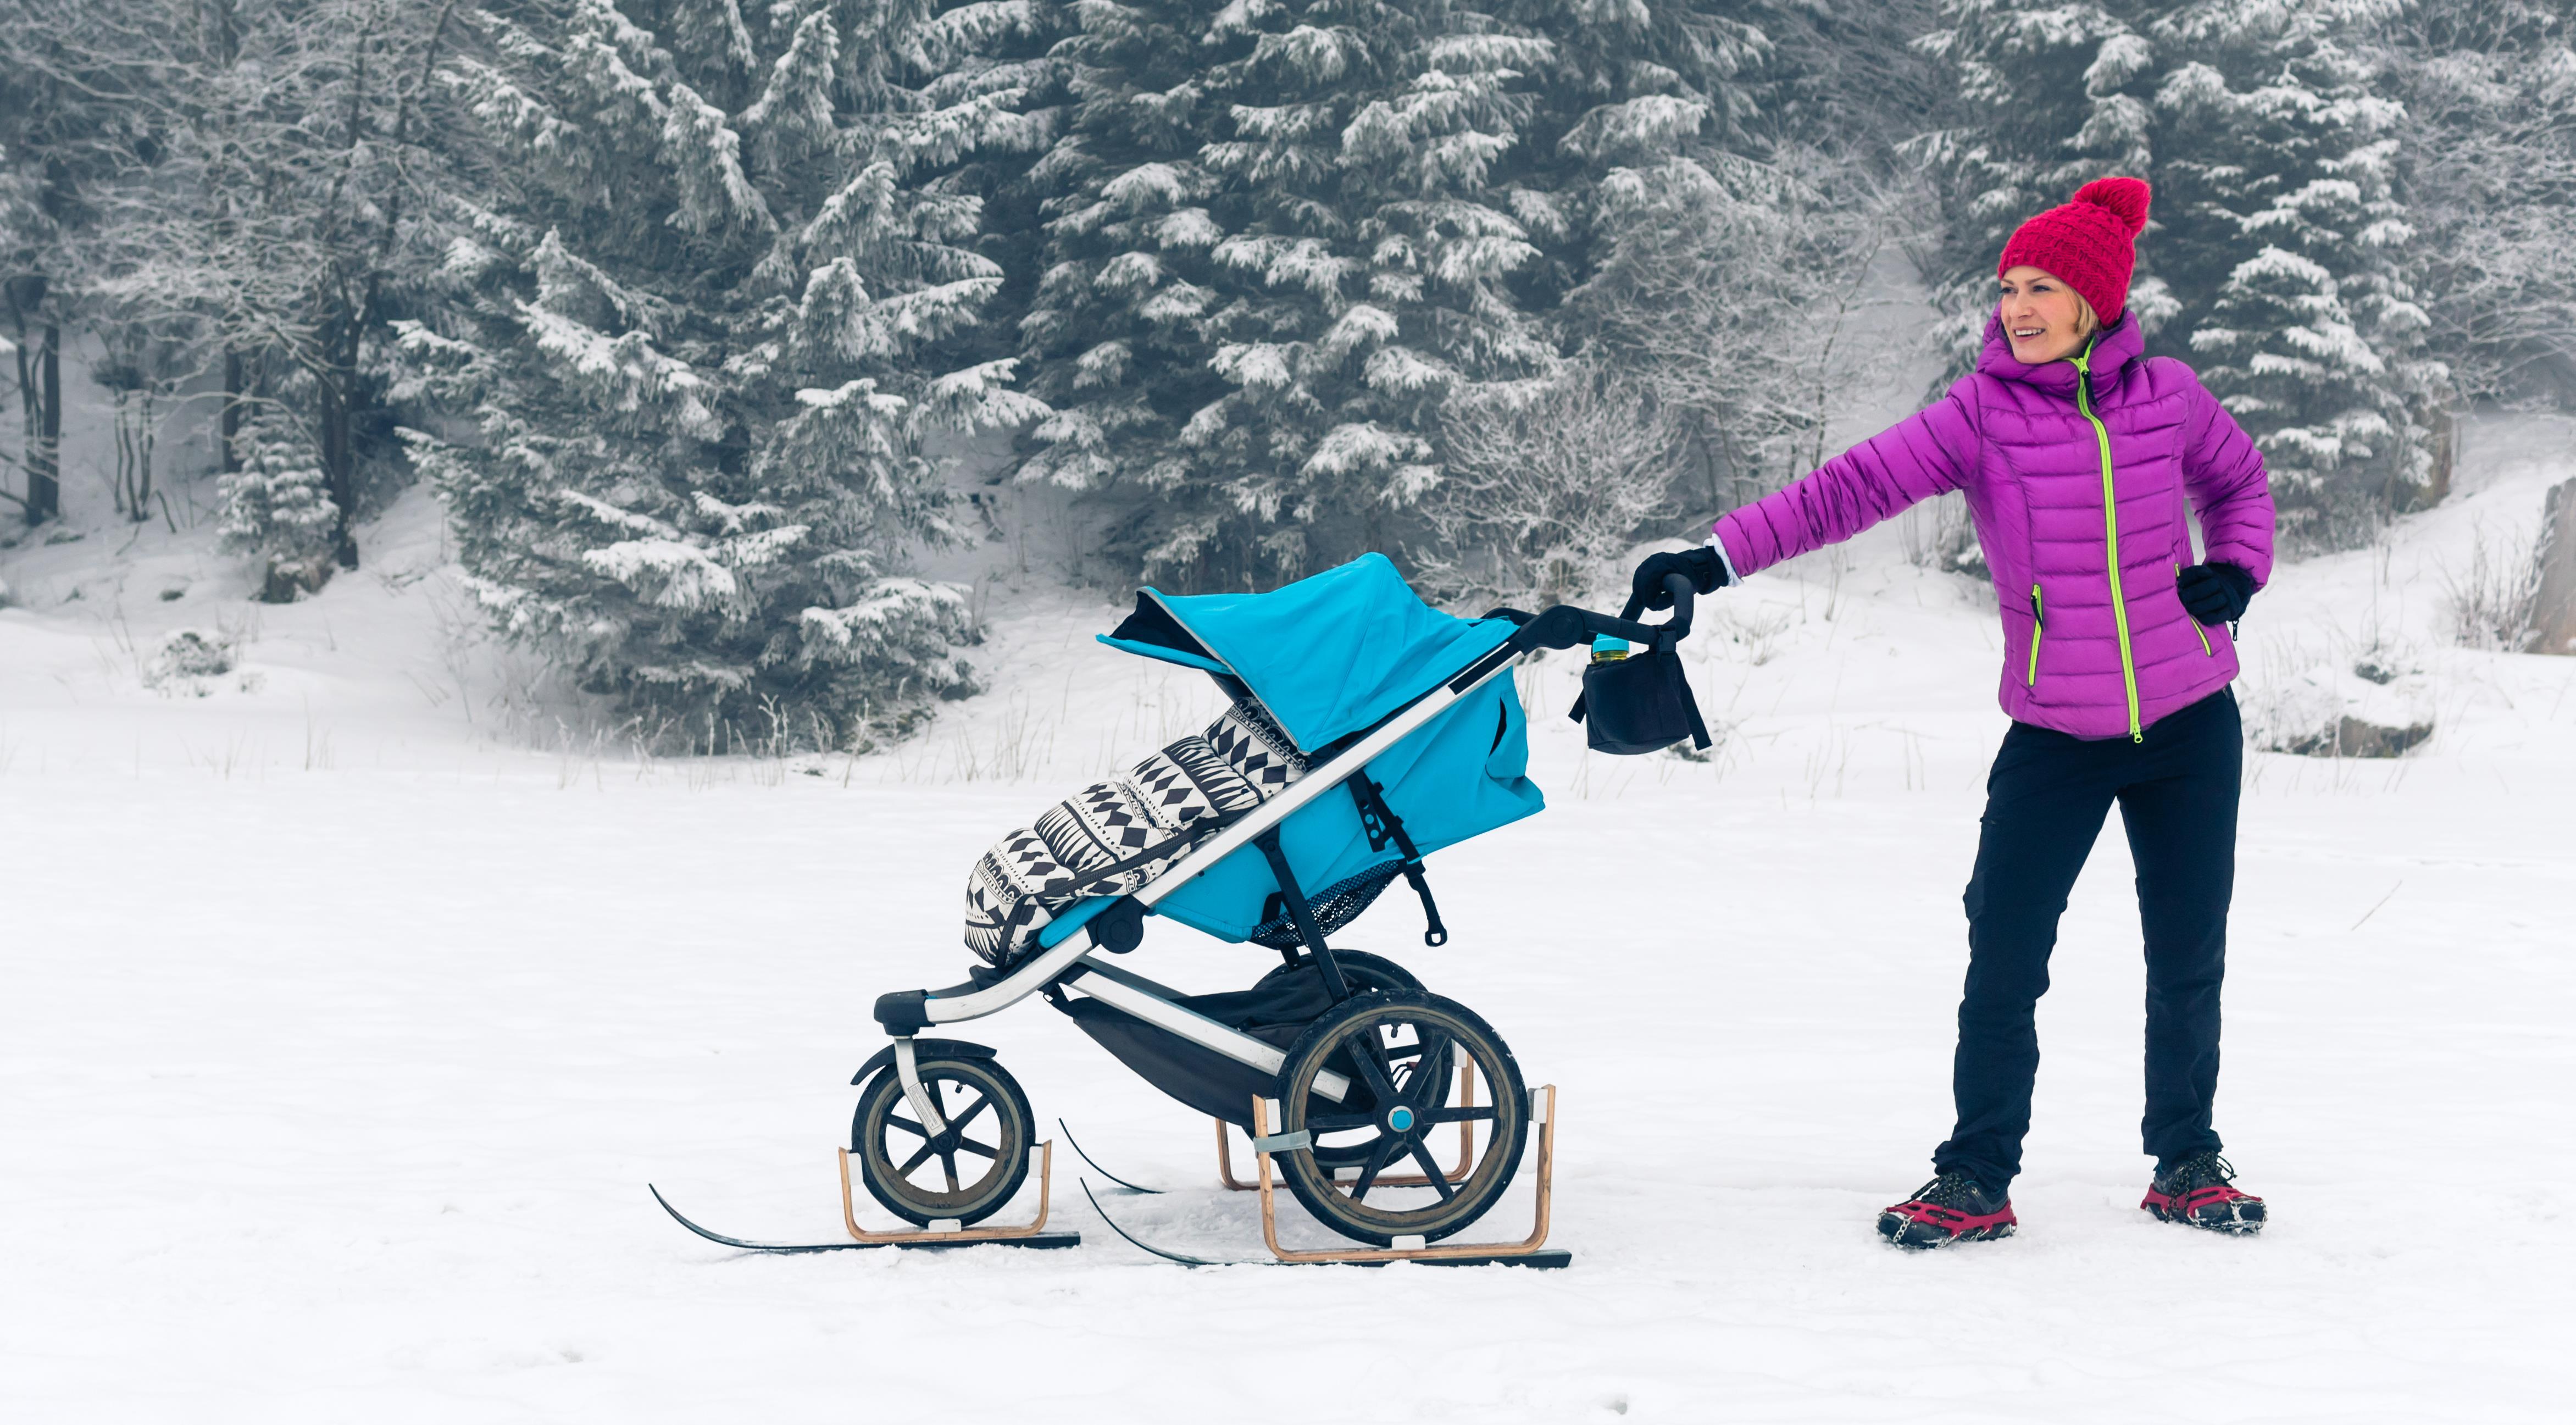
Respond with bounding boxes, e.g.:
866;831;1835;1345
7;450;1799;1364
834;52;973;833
2072;176;2151;236
1998;176;2153;326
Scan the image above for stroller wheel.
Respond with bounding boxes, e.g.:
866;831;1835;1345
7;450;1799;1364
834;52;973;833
850;1054;1035;1227
1273;991;1529;1247
1256;952;1430;1171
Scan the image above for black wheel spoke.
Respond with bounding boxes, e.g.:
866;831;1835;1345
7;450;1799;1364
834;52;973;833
1406;1139;1458;1202
898;1141;937;1175
947;1093;995;1134
1424;1105;1496;1124
1347;1130;1404;1203
939;1151;961;1194
1337;1023;1405;1107
953;1136;998;1161
1396;1032;1452;1106
885;1113;929;1140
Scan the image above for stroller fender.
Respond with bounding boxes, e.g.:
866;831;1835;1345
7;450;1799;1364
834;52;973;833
850;1037;997;1086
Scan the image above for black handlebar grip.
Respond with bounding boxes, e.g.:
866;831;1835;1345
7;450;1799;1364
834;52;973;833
1616;571;1697;640
1660;572;1695;639
1506;572;1701;656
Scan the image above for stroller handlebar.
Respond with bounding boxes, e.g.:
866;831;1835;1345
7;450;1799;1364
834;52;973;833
1496;572;1696;655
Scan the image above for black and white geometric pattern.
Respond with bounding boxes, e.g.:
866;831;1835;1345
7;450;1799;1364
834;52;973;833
1131;739;1259;825
963;829;1073;966
1206;701;1307;795
1035;779;1160;878
960;696;1312;967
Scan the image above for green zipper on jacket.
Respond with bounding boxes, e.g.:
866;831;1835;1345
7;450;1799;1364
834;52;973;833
2027;585;2043;686
2177;559;2212;656
2069;340;2142;742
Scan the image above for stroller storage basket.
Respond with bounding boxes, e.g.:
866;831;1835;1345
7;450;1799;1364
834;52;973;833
1245;862;1401;951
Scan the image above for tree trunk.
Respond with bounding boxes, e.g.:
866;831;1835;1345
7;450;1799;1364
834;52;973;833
319;371;358;568
221;347;245;475
2530;478;2576;656
30;320;60;523
2422;404;2455;508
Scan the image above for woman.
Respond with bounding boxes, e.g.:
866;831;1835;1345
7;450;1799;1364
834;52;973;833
1634;178;2274;1248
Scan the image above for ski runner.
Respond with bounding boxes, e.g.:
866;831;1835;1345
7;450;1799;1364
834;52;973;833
1633;178;2275;1247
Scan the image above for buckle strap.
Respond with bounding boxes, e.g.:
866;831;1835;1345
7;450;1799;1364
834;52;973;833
1348;775;1446;946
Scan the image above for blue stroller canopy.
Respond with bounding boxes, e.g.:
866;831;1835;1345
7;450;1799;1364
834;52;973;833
1099;553;1518;753
1057;553;1542;949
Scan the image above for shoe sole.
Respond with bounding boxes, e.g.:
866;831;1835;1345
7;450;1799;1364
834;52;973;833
1877;1212;2016;1250
2142;1202;2265;1235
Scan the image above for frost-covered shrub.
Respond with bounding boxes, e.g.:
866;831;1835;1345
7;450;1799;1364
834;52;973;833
146;629;235;694
2444;520;2541;650
1415;362;1683;608
1564;149;1911;512
215;417;339;602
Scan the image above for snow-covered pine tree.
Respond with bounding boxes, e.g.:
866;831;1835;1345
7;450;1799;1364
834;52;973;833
403;0;1045;749
216;412;341;602
1912;0;2167;369
1015;0;1551;590
2155;0;2438;543
1472;0;1767;304
1397;0;1764;605
2372;0;2576;412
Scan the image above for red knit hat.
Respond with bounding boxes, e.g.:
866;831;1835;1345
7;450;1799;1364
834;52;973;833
1997;177;2152;327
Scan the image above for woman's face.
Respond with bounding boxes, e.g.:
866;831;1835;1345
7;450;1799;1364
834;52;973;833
1997;265;2091;364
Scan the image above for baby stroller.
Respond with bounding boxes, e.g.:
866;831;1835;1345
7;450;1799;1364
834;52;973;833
833;553;1707;1257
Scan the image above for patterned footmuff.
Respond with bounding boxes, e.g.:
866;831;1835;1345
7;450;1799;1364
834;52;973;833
963;701;1308;967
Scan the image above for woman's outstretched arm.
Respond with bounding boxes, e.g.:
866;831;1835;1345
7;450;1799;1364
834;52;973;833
1712;381;1982;578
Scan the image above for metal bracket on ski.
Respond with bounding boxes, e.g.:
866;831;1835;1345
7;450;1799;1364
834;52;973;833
648;1140;1079;1253
1215;1063;1480;1192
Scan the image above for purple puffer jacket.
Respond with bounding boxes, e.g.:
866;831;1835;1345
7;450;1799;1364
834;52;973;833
1713;314;2275;741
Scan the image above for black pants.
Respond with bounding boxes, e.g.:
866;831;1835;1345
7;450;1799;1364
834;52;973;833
1934;687;2241;1195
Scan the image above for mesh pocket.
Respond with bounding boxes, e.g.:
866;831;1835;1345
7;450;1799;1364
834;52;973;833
1246;862;1402;950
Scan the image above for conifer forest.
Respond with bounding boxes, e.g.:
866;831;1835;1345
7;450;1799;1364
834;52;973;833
8;1;2576;746
9;9;2576;1418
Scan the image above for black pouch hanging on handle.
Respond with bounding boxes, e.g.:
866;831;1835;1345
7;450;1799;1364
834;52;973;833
1569;644;1711;755
1568;576;1712;756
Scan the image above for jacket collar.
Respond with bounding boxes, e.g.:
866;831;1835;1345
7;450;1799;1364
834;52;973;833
1975;310;2144;400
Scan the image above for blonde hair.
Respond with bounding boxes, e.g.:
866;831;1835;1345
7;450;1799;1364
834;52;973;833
2071;290;2102;340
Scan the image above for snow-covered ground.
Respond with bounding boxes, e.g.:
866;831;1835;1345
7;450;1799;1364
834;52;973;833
5;422;2574;1422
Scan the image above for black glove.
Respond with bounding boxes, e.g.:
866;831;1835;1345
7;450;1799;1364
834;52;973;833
2177;561;2255;626
1630;546;1731;611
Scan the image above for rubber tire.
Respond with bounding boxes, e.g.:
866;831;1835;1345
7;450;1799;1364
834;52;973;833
851;1055;1035;1227
1272;990;1529;1247
1253;949;1424;996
